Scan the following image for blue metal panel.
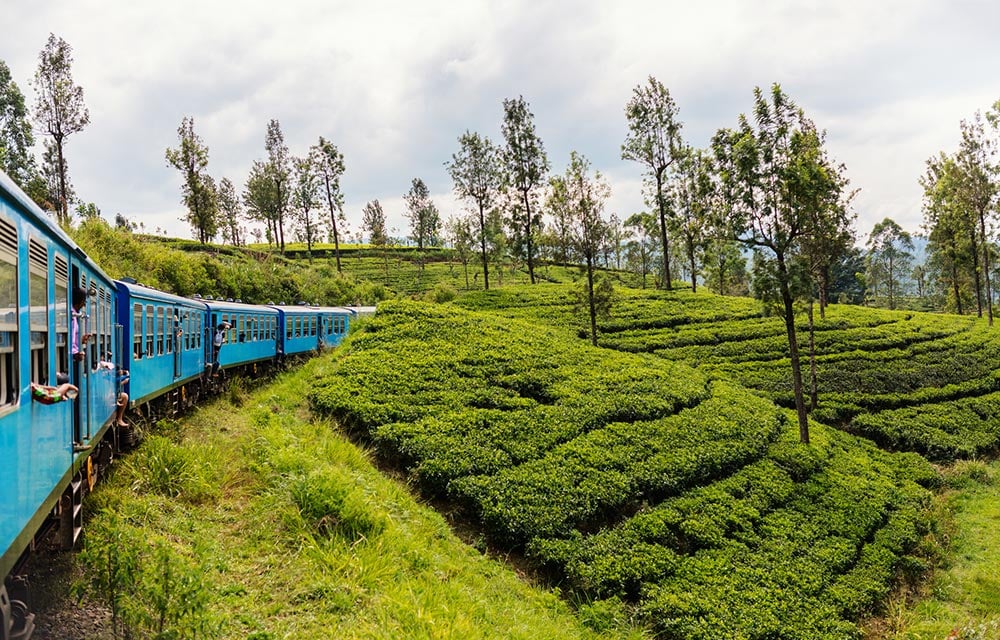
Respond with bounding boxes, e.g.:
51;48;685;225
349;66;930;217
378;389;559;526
314;307;355;348
0;170;117;580
116;282;209;405
273;306;320;356
206;301;279;371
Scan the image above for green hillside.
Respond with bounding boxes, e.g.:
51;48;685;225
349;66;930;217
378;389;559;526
69;232;1000;637
309;299;937;639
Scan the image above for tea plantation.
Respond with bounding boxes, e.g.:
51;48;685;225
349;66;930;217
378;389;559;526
310;296;943;639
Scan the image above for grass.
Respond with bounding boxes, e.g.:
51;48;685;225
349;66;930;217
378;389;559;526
883;460;1000;639
80;358;648;639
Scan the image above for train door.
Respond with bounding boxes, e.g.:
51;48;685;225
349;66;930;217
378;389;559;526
172;307;181;379
70;266;89;446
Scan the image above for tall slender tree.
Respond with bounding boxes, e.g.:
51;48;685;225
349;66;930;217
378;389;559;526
713;84;851;444
165;117;217;244
403;178;441;251
32;34;89;226
217;177;243;246
265;119;291;253
866;218;913;310
501;96;549;284
291;155;322;261
622;76;684;289
244;160;278;247
311;137;346;271
957;110;999;325
362;199;389;282
564;151;612;346
446;131;502;290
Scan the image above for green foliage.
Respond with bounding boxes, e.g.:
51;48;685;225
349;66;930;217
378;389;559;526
78;514;218;639
309;297;935;638
123;435;219;503
70;219;385;305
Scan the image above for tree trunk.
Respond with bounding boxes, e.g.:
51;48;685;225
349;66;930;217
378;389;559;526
979;209;994;326
586;254;598;346
808;300;818;411
523;189;535;285
969;226;983;317
325;179;342;273
951;255;963;315
818;264;830;319
55;135;68;226
478;203;490;290
778;254;809;444
655;171;672;290
688;241;697;293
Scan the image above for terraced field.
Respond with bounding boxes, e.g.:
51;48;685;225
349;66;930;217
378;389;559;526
310;298;938;639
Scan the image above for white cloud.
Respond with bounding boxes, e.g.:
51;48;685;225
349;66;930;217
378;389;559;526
2;0;998;248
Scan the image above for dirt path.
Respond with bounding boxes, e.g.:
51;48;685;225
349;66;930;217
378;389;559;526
22;541;112;640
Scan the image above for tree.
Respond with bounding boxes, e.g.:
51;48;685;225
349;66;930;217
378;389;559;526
265;119;292;253
712;84;850;444
446;214;475;289
244;160;278;248
311;137;346;272
165;117;218;244
623;212;658;288
362;199;388;282
564;151;612;346
545;174;574;264
668;147;714;292
32;34;89;226
866;218;913;310
0;59;40;193
217;177;243;246
446;131;502;290
702;239;748;296
921;152;974;314
501;96;549;284
291;155;322;261
622;76;684;290
403;178;441;251
956;109;999;325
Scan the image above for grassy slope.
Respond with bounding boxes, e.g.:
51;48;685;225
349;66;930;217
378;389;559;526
82;360;645;639
888;461;1000;639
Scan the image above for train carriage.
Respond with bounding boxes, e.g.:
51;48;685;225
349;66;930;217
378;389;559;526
115;281;209;410
0;172;120;635
314;306;355;350
206;300;279;374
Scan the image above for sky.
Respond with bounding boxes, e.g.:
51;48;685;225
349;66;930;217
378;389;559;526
3;0;999;245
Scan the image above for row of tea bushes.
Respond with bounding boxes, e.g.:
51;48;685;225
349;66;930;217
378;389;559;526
309;298;938;637
529;427;935;639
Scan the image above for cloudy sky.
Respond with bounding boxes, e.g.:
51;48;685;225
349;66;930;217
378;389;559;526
4;0;998;244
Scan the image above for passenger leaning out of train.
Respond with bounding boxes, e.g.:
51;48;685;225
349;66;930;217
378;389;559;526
30;381;79;404
212;321;231;376
71;286;88;361
115;368;130;427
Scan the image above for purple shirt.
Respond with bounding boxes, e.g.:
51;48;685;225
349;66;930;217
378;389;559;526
71;313;80;355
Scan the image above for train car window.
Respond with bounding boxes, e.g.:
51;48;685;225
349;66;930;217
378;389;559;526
0;218;18;406
181;311;189;350
166;308;174;354
271;317;276;340
156;307;165;355
286;316;293;339
195;314;202;349
145;304;154;356
100;287;110;364
54;254;68;374
133;303;142;359
238;315;245;342
312;317;317;336
28;239;48;383
88;279;99;371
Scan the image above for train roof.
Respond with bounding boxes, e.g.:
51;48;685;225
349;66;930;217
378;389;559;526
115;279;210;308
205;298;279;314
0;170;115;285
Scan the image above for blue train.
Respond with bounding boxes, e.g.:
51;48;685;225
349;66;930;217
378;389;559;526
0;170;362;639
